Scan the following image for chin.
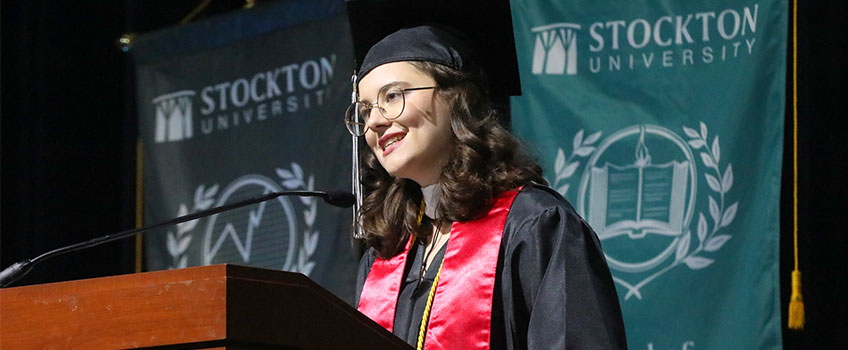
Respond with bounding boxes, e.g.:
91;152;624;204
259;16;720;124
381;163;420;184
376;150;406;173
376;151;435;185
384;165;412;181
378;159;406;178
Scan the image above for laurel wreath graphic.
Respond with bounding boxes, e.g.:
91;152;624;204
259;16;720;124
551;129;602;197
552;123;739;300
164;165;319;275
678;122;738;267
613;122;739;300
166;184;218;269
276;162;319;276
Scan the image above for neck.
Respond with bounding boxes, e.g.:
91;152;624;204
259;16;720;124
421;183;441;219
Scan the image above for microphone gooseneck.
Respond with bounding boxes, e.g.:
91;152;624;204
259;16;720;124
0;189;354;288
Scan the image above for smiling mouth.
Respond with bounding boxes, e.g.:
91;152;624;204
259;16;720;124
381;134;406;151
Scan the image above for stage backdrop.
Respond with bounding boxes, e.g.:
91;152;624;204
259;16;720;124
511;0;785;349
133;0;357;302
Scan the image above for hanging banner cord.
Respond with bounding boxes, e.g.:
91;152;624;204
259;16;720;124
787;0;804;331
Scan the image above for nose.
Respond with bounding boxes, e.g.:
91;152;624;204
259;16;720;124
364;107;391;133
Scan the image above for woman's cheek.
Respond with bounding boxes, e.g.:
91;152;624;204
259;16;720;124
365;133;378;149
365;135;385;163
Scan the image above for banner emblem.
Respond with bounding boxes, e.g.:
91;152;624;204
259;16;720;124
531;23;581;75
202;174;299;269
164;163;320;275
552;123;738;300
152;90;195;143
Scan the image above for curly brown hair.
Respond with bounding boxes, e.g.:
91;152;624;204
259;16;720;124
359;61;545;258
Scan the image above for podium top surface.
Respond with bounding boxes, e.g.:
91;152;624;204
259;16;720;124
0;264;410;350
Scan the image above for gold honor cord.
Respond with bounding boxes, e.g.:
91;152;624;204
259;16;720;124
415;198;440;350
135;139;144;273
788;0;805;331
417;261;443;350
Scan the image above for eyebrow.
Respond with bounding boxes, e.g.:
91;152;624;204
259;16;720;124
359;80;408;103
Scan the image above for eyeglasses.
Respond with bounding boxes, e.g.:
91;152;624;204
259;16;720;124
344;85;436;136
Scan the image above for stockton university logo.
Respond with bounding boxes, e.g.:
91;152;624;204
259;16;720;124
152;90;195;143
550;123;738;300
531;23;581;75
164;163;319;276
531;4;760;75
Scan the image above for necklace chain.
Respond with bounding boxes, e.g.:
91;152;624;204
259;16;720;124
418;220;443;288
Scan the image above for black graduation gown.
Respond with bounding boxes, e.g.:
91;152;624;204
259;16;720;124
355;184;627;349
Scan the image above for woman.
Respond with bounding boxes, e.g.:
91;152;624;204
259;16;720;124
346;26;626;350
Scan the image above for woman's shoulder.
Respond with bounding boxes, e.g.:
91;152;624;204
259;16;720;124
512;182;579;215
503;183;591;241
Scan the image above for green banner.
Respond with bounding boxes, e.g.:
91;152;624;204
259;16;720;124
510;1;785;348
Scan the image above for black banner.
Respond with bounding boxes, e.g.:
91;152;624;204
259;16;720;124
134;0;356;302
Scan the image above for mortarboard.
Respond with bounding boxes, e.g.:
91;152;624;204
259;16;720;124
345;0;522;98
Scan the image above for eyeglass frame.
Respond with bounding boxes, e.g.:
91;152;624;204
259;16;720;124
344;85;436;136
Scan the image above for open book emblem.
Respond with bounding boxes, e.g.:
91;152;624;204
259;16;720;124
586;126;694;273
578;125;698;275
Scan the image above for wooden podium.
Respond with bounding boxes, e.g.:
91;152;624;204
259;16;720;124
0;264;411;349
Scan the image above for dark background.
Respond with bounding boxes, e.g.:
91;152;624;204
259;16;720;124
1;1;845;348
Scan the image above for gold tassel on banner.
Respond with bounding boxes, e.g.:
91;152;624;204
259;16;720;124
789;271;804;329
787;0;804;331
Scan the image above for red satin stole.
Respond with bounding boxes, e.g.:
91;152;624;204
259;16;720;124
358;189;520;350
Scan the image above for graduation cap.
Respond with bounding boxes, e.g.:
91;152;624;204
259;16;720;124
345;0;521;98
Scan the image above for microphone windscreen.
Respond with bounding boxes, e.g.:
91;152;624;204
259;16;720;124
323;190;356;208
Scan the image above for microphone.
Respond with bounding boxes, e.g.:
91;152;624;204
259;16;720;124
0;189;354;288
323;189;356;208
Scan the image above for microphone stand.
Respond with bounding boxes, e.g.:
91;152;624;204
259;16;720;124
0;190;353;288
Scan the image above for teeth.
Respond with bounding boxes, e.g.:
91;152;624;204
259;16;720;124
383;135;404;150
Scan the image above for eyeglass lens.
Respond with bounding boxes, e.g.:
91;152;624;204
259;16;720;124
344;85;406;136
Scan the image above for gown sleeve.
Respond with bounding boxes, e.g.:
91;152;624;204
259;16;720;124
498;185;627;350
